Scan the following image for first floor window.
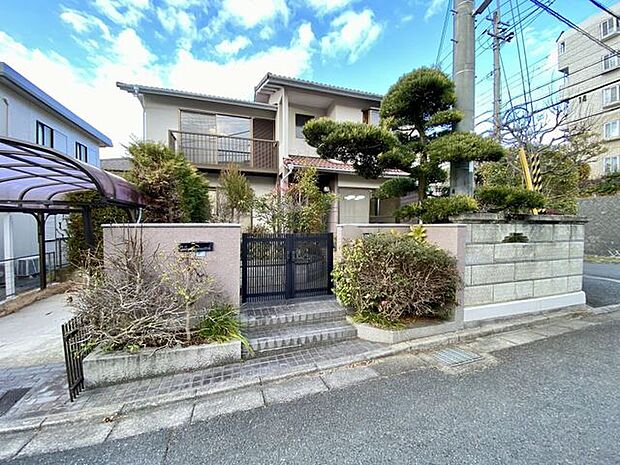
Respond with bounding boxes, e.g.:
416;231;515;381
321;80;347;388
558;41;566;55
36;121;53;148
604;155;620;174
362;108;380;126
604;120;620;139
75;142;88;163
295;114;314;139
603;52;619;71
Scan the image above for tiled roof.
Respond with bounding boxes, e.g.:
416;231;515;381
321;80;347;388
286;155;407;177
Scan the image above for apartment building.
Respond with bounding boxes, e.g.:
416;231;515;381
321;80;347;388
557;4;620;177
117;74;405;232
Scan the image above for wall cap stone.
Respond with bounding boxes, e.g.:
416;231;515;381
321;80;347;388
451;213;588;225
102;223;242;229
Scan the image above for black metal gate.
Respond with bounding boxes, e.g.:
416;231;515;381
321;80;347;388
61;316;93;401
241;233;334;303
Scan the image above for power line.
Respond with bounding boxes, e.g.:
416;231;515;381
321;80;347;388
435;0;453;67
588;0;620;21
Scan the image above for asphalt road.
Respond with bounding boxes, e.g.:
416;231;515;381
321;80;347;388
6;319;619;465
583;262;620;307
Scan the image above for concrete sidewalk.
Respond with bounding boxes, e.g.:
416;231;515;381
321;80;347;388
1;307;617;461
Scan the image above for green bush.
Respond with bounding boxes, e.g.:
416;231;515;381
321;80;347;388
333;233;460;323
475;185;545;213
581;172;620;197
65;191;126;267
197;303;250;351
396;195;478;223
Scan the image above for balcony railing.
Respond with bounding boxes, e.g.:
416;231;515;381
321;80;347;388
169;130;278;171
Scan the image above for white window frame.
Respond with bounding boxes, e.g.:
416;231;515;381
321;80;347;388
604;120;620;140
604;155;620;174
558;41;565;55
601;17;620;39
603;84;620;107
603;53;620;72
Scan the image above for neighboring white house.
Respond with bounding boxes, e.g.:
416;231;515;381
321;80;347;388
116;73;405;231
0;62;112;299
556;3;620;178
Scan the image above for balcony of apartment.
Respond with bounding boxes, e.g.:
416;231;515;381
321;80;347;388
168;130;278;173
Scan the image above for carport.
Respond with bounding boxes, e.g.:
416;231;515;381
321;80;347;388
0;136;143;295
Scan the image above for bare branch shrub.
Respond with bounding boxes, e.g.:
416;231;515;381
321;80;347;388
70;230;219;351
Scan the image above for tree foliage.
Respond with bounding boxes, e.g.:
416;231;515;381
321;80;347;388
254;167;336;233
396;195;478;223
303;67;505;206
216;164;254;222
127;141;211;222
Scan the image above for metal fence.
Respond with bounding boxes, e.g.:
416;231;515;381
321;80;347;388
61;316;92;401
168;130;278;170
241;233;334;303
0;237;69;301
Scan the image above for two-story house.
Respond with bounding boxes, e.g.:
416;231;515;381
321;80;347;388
0;62;112;299
556;4;620;178
117;74;404;232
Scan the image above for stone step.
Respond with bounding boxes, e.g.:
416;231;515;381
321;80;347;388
240;298;346;329
243;321;357;358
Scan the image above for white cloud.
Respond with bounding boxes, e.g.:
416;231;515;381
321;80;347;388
306;0;354;14
215;35;252;56
259;25;275;40
220;0;289;28
156;5;198;47
60;9;113;41
320;9;382;64
169;22;315;99
424;0;447;22
0;21;317;156
93;0;150;26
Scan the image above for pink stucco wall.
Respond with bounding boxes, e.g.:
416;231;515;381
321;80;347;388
102;223;241;306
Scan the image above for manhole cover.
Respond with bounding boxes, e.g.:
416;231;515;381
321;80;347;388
0;388;30;416
432;347;483;367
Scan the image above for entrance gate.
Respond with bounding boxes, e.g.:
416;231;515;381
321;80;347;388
241;233;334;303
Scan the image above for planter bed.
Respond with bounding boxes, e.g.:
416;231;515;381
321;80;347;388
349;316;462;344
83;340;241;388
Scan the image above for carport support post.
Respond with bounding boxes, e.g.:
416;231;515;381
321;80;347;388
35;212;47;291
82;206;95;251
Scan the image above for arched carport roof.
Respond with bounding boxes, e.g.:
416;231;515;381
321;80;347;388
0;137;143;213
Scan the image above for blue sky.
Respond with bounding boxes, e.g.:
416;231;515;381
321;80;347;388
0;0;604;155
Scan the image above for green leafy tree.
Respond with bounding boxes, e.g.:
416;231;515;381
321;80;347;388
216;164;254;222
127;141;211;222
303;67;504;219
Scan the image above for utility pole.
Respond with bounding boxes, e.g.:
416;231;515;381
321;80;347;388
492;5;501;140
451;0;475;196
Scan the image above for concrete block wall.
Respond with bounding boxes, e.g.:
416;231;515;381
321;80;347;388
578;195;620;256
460;216;587;323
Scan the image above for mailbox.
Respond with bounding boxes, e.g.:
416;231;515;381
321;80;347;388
178;242;214;256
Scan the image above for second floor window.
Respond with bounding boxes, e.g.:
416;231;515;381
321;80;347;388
604;120;620;139
363;108;380;126
75;142;88;163
601;17;620;39
603;53;619;72
295;114;314;139
603;84;620;106
36;121;53;148
558;41;566;55
604;155;620;174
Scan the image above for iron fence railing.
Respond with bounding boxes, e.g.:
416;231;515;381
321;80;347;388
169;130;278;171
0;237;69;301
62;316;93;401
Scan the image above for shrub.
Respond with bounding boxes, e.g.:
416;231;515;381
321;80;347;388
65;191;126;267
70;232;227;352
475;185;546;213
197;303;250;351
581;172;620;197
333;233;460;323
396;195;478;223
127;141;211;222
216;164;254;222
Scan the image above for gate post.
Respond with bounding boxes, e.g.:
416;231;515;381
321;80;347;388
241;234;248;303
285;234;294;299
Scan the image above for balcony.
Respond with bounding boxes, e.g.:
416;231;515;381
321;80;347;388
168;130;278;172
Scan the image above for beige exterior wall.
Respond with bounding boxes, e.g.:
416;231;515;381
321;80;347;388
288;103;326;156
142;94;276;144
557;5;620;177
102;223;241;307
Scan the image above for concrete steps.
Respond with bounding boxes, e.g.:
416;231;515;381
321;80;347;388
240;299;357;358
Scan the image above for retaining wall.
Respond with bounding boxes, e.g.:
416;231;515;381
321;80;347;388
102;223;241;307
577;195;620;256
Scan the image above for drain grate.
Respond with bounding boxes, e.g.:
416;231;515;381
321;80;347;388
0;388;30;417
432;347;483;367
